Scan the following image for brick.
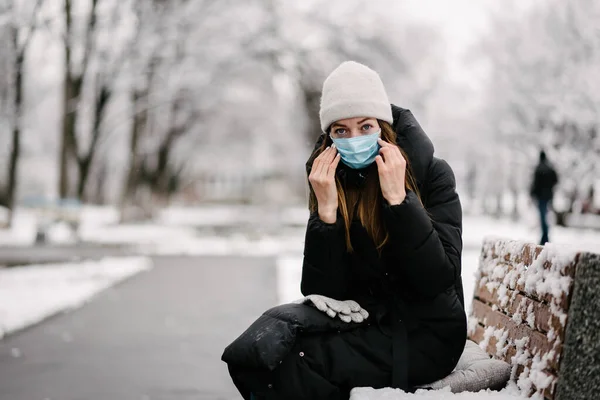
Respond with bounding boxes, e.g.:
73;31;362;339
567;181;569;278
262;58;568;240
470;323;558;399
470;300;562;371
474;285;567;340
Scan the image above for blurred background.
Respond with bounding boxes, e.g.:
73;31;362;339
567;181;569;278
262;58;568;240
0;0;599;399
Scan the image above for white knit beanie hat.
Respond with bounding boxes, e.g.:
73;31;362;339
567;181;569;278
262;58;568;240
319;61;393;133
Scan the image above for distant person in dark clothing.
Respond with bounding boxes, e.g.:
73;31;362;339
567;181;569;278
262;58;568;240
530;150;559;245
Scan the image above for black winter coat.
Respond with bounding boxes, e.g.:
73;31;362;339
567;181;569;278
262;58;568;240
223;106;467;399
530;160;558;201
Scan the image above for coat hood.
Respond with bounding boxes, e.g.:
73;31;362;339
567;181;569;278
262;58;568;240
306;105;434;188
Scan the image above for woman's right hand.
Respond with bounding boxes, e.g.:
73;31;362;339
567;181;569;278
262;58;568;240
308;145;341;223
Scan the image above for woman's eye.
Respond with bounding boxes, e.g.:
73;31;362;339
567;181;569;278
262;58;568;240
361;124;372;131
334;128;347;136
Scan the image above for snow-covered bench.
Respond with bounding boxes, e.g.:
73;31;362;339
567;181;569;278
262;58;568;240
468;238;600;399
22;197;82;243
351;238;599;400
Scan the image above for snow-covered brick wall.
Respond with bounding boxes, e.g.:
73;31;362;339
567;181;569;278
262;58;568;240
469;238;582;399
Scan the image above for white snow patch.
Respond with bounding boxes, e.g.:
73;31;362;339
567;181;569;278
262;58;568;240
79;205;120;227
350;385;525;399
157;206;251;227
467;316;479;336
425;243;483;324
79;222;306;257
524;244;577;299
526;303;536;328
494;328;510;357
0;257;153;339
497;284;509;307
276;255;304;304
0;209;38;246
462;215;600;253
479;326;496;351
45;221;78;244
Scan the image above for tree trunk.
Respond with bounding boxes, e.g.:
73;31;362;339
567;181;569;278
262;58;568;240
60;0;98;200
6;31;24;227
301;84;323;144
120;88;147;219
77;156;92;200
59;0;74;199
92;159;108;205
77;84;110;200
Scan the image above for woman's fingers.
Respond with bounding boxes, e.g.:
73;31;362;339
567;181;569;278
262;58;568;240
378;138;393;147
327;153;341;178
378;139;405;165
311;146;335;180
339;314;352;323
378;146;394;163
326;308;337;318
350;312;364;323
358;308;369;320
310;296;329;313
326;298;351;315
322;144;337;165
311;150;327;178
343;300;361;313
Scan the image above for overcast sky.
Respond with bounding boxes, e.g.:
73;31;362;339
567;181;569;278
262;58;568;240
398;0;494;87
398;0;536;87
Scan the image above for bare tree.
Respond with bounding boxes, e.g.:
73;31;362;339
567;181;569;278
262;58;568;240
113;0;447;213
59;0;99;199
119;0;255;216
0;0;44;226
475;0;600;216
78;4;134;201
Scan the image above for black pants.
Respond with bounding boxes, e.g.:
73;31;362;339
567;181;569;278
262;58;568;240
228;324;448;400
538;199;550;245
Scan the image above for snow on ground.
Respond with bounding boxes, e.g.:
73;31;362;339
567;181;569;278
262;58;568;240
0;257;153;339
158;205;265;227
1;206;598;253
0;209;38;246
77;214;600;256
350;385;525;400
460;249;480;313
277;255;305;304
79;205;120;227
463;215;600;252
0;205;120;247
79;223;306;256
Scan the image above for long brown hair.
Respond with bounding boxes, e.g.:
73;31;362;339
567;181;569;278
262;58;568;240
308;120;422;253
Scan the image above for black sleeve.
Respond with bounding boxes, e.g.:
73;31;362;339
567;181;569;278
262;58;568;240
300;212;349;299
530;168;540;198
382;159;462;298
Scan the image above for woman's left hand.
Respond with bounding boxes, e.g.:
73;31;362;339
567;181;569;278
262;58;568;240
375;138;407;206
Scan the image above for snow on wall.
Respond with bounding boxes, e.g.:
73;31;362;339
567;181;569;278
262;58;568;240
471;238;582;397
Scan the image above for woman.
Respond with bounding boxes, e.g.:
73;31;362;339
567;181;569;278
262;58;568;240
223;61;466;400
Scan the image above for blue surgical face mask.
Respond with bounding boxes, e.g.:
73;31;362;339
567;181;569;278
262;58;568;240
330;130;381;169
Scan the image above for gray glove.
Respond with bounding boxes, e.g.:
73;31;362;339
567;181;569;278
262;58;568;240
294;295;369;323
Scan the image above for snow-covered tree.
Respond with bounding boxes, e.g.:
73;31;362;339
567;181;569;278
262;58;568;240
0;0;45;226
2;0;448;211
476;0;600;217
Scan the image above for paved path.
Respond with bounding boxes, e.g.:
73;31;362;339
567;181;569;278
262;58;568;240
0;255;278;400
0;244;134;267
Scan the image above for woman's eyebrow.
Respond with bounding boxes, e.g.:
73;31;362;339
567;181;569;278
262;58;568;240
331;123;348;129
332;118;372;129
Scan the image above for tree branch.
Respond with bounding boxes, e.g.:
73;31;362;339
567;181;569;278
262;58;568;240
79;0;99;80
18;0;44;56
